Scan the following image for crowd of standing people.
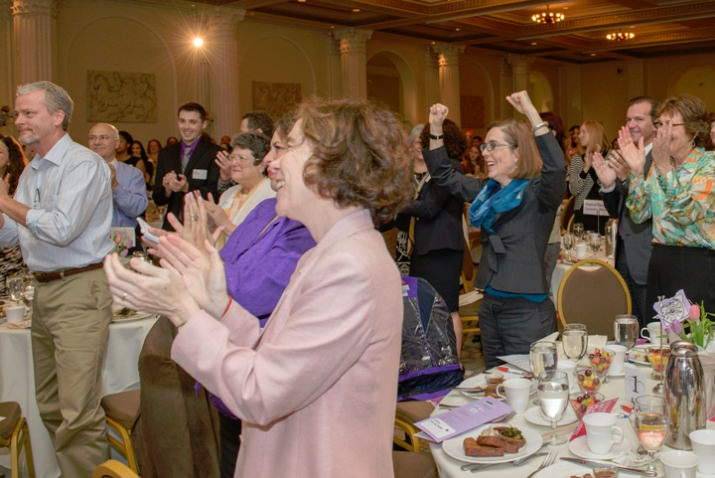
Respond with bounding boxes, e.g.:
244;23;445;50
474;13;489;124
0;78;712;478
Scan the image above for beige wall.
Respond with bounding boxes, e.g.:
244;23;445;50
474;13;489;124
0;0;713;147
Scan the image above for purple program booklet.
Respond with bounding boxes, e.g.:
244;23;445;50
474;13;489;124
415;397;513;443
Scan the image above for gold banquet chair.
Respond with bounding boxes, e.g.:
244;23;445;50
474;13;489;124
393;450;437;478
556;258;631;339
101;389;141;473
0;401;35;478
394;401;434;454
93;459;140;478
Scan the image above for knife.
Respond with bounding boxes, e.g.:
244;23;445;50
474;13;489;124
560;457;657;477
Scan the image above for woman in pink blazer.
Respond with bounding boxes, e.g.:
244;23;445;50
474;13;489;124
105;99;415;478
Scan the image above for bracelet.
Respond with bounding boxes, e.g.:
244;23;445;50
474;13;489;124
429;133;443;140
532;121;549;132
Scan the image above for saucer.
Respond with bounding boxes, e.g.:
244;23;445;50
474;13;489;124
525;405;578;427
568;435;631;460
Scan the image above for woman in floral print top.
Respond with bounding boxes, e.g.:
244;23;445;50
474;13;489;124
618;94;714;314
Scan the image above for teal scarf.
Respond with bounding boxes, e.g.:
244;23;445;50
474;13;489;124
468;178;529;233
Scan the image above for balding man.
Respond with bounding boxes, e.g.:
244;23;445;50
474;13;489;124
89;123;147;227
0;81;113;477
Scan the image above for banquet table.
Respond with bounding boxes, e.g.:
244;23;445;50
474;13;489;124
0;315;157;478
429;356;671;478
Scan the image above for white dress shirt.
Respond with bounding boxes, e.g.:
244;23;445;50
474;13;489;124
0;134;114;272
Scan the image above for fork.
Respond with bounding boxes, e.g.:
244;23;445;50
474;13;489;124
525;451;556;478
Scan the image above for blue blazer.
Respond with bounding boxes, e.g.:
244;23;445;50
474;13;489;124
112;160;148;227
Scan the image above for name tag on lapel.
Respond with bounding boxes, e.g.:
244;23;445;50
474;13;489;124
192;169;208;180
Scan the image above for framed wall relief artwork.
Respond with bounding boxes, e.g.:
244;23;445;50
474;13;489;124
252;81;301;121
87;70;158;123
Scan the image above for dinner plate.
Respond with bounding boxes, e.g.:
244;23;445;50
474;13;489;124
530;460;642;478
524;405;578;427
627;344;657;366
459;374;537;395
441;423;542;464
112;311;155;323
568;435;631;460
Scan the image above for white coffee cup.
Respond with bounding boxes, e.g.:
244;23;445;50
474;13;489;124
583;412;624;454
557;360;578;394
604;344;626;376
575;242;588;259
496;378;531;413
641;321;664;343
5;305;25;324
659;449;698;478
689;429;715;474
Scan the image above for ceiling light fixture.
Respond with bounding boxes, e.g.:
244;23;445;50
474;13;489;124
606;31;635;41
531;5;564;24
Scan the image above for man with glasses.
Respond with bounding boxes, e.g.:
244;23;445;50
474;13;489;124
88;122;147;227
592;96;658;326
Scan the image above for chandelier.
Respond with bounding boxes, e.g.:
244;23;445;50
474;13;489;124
531;5;565;24
606;32;635;41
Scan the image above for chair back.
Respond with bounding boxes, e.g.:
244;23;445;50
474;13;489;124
93;459;140;478
556;259;631;339
560;196;575;234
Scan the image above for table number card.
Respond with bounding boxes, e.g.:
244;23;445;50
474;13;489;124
625;364;646;402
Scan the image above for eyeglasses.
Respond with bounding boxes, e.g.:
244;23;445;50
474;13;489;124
479;141;512;153
88;135;113;142
228;153;255;162
653;121;685;129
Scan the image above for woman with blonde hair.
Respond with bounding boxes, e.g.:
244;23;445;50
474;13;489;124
569;120;609;232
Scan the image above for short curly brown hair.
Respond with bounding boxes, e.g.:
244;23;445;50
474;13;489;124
420;119;467;159
0;135;27;195
296;98;415;226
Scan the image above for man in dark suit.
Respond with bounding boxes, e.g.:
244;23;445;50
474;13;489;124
593;97;658;327
153;102;222;230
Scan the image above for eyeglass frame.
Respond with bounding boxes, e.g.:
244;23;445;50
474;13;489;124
653;120;685;129
479;140;514;153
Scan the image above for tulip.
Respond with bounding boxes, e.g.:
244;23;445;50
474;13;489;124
689;304;701;322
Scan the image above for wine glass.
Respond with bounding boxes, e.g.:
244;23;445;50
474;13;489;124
538;371;570;445
6;275;23;303
562;323;588;361
633;395;668;474
588;232;601;254
562;233;575;261
573;222;585;242
530;341;558;380
614;315;639;350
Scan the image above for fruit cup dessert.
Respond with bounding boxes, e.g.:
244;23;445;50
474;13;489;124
588;348;613;381
577;366;602;394
570;392;604;420
647;348;670;380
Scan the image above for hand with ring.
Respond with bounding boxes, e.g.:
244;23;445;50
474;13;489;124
201;193;236;236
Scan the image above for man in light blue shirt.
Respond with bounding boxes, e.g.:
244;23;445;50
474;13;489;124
88;122;147;227
0;81;114;478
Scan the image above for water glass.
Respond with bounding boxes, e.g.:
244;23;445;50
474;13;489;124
6;275;23;302
563;233;574;261
614;315;639;350
530;341;558;380
562;323;588;361
538;371;569;444
588;232;601;254
633;395;668;473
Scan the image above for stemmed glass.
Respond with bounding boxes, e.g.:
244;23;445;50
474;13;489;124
530;341;559;380
562;323;588;362
538;371;570;445
573;223;585;242
6;275;24;303
588;232;601;254
633;395;668;474
614;315;639;351
563;233;575;262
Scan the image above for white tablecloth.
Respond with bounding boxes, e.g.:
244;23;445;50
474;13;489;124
0;316;157;478
430;363;658;478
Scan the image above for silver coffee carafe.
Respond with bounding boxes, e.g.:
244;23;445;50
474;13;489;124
665;341;705;449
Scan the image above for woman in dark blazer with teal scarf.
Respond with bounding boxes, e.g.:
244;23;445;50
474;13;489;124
423;91;567;367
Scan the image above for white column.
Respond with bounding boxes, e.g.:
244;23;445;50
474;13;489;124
507;54;534;93
11;0;57;85
333;28;372;100
423;45;439;113
432;43;464;126
207;8;244;137
0;0;13;104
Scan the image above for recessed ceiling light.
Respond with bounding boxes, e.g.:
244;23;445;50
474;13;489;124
352;8;360;12
298;0;306;3
455;27;461;32
530;42;537;46
590;53;597;57
192;37;204;48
